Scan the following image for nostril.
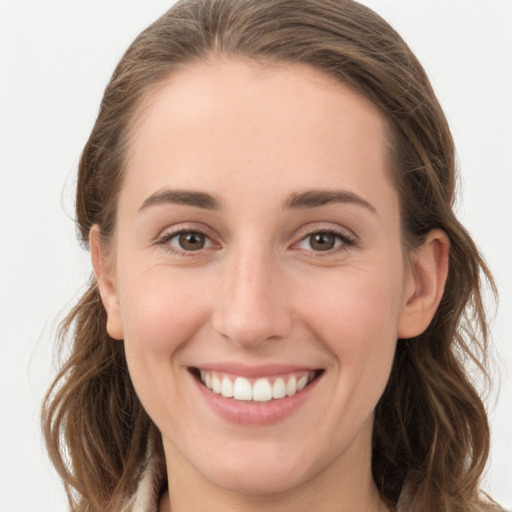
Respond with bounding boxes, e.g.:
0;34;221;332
212;312;294;348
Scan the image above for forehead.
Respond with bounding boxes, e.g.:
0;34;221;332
122;58;396;215
130;57;388;141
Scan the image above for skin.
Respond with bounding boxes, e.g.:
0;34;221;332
91;58;449;512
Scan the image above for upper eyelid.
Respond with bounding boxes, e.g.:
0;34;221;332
155;222;217;241
293;223;357;241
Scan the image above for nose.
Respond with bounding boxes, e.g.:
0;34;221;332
212;248;293;349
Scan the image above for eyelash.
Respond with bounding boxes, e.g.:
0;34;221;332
295;228;356;254
154;227;356;256
154;229;215;256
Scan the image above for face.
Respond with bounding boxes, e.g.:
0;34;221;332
94;59;441;500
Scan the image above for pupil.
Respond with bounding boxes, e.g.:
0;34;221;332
179;232;205;250
311;233;335;251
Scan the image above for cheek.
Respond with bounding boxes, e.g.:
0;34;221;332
303;262;404;344
116;269;211;418
301;265;403;405
116;267;210;412
118;267;210;354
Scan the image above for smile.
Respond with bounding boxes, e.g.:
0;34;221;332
197;370;318;402
190;366;324;425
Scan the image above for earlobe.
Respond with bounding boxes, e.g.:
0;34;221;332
397;229;450;339
90;226;124;340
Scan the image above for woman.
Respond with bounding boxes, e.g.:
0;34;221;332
41;0;503;511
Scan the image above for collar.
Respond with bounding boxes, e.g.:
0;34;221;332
120;455;166;512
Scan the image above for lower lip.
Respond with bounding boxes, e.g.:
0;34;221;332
192;372;322;426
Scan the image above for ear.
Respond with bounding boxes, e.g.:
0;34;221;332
90;226;124;340
398;229;450;339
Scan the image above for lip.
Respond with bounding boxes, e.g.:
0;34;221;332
191;363;319;378
189;365;323;426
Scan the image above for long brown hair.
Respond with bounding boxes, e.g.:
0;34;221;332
42;1;498;510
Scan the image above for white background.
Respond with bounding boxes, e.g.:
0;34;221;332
0;1;510;511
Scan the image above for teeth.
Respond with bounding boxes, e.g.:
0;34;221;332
221;376;233;398
233;377;252;400
198;370;316;402
212;375;222;394
297;375;308;391
253;378;273;402
286;376;297;396
272;378;286;399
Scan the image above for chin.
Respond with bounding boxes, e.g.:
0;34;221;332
212;466;307;496
195;444;316;496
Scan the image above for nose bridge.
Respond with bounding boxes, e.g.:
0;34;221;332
212;239;292;347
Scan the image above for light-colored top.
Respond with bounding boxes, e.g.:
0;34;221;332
120;456;165;512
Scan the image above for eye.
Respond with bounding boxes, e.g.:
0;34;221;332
296;230;353;252
157;230;214;252
177;231;207;250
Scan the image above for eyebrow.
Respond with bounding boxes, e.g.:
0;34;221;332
139;189;221;211
284;190;377;213
138;187;376;214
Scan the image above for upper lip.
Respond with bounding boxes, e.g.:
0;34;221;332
189;363;322;378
